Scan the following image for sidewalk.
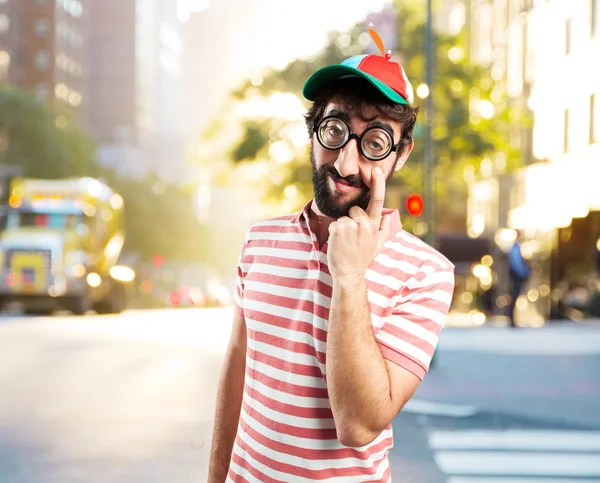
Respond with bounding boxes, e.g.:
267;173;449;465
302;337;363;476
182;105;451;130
438;321;600;355
445;311;600;329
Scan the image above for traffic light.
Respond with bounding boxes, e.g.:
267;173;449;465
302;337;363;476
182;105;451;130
406;193;424;216
152;254;165;267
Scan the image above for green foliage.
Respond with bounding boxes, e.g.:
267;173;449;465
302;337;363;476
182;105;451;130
0;85;205;264
0;86;96;178
231;121;270;162
201;4;527;233
199;1;529;233
91;168;208;264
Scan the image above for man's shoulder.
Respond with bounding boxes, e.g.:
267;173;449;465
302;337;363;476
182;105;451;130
248;212;300;230
383;229;455;275
243;212;304;241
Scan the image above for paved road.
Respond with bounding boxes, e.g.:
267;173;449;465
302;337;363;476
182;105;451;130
0;308;598;482
391;323;600;482
0;308;231;483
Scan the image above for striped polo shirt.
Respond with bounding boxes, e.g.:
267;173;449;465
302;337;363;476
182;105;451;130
228;201;455;482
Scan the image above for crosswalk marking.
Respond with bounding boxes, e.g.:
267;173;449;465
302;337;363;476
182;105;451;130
436;327;600;355
429;430;600;451
447;478;595;483
428;429;600;481
403;399;479;418
434;452;600;477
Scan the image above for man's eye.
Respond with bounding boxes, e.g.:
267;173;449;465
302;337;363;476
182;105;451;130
367;140;384;151
327;127;344;137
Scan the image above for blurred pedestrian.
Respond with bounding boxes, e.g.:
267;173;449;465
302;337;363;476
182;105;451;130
595;238;600;276
507;234;531;327
207;30;455;483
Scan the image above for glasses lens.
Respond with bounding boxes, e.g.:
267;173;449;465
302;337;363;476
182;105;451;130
318;118;348;149
362;128;393;160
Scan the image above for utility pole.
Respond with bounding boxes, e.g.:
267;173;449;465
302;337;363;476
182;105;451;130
424;0;435;248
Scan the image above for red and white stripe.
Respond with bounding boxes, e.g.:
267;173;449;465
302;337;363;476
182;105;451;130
229;206;454;482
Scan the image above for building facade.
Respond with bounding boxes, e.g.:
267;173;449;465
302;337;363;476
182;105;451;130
85;0;188;182
0;0;86;118
467;0;600;322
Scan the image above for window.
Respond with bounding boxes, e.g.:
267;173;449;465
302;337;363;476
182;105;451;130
34;50;50;71
66;0;83;18
35;18;50;38
0;13;9;34
566;19;571;55
69;31;82;48
564;109;570;152
9;213;84;230
36;83;49;100
592;94;597;143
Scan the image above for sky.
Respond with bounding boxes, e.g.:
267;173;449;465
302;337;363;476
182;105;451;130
179;0;392;76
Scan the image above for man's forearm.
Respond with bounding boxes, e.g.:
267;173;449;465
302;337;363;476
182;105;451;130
326;275;393;447
207;346;246;483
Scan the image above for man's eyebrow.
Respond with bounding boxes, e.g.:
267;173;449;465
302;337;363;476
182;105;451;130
324;108;351;124
367;120;396;140
325;109;398;140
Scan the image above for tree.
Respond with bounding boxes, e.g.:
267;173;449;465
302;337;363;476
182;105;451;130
197;3;527;234
89;167;209;264
0;86;96;178
0;85;206;264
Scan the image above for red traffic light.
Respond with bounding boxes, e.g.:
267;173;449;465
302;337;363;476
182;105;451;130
152;254;165;267
406;194;424;216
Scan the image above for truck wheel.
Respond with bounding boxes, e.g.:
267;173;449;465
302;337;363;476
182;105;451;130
24;308;52;316
69;296;91;316
95;281;125;314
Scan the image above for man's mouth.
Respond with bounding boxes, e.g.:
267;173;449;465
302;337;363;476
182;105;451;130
329;174;362;194
328;172;363;189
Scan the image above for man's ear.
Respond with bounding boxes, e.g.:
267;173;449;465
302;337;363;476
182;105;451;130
394;140;414;171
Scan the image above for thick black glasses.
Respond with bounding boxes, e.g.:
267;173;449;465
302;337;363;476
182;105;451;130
314;116;399;161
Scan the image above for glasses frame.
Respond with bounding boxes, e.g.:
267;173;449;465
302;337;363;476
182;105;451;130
313;115;400;161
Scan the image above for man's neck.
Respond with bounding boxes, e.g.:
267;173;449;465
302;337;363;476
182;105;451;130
308;200;335;249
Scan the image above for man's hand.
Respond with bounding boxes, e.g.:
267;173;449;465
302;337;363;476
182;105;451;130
327;166;391;280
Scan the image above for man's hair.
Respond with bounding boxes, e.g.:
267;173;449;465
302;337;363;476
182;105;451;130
304;77;419;157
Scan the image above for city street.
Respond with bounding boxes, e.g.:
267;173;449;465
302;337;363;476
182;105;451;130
0;308;599;482
392;323;600;482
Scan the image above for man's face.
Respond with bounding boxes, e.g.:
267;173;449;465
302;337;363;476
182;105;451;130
310;101;413;220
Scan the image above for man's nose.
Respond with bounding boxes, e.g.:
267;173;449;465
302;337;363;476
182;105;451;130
334;138;361;178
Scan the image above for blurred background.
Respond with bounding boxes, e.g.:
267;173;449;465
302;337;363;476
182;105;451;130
0;0;599;482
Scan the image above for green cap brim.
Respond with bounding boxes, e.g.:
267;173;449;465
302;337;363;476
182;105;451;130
302;65;408;105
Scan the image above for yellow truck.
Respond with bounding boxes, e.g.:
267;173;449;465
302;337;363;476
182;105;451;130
0;177;135;315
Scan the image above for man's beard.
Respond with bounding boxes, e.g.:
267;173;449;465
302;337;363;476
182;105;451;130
310;148;394;219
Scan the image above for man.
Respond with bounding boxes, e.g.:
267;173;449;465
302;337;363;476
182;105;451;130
507;233;531;327
208;40;455;482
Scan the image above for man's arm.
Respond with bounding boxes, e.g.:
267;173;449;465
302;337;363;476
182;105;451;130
207;312;247;483
325;167;452;447
326;276;420;448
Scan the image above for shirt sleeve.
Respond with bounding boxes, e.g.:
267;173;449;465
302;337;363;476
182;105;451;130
233;237;249;317
375;267;455;380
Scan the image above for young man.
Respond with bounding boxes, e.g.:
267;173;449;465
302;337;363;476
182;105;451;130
208;47;455;482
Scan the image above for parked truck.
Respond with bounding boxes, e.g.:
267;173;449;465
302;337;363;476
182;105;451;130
0;177;135;315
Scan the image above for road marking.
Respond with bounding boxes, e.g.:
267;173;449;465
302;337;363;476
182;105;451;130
428;429;600;481
434;452;600;477
429;430;600;451
437;328;600;355
403;399;479;417
447;478;596;483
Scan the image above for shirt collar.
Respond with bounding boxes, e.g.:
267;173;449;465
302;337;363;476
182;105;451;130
291;199;403;241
